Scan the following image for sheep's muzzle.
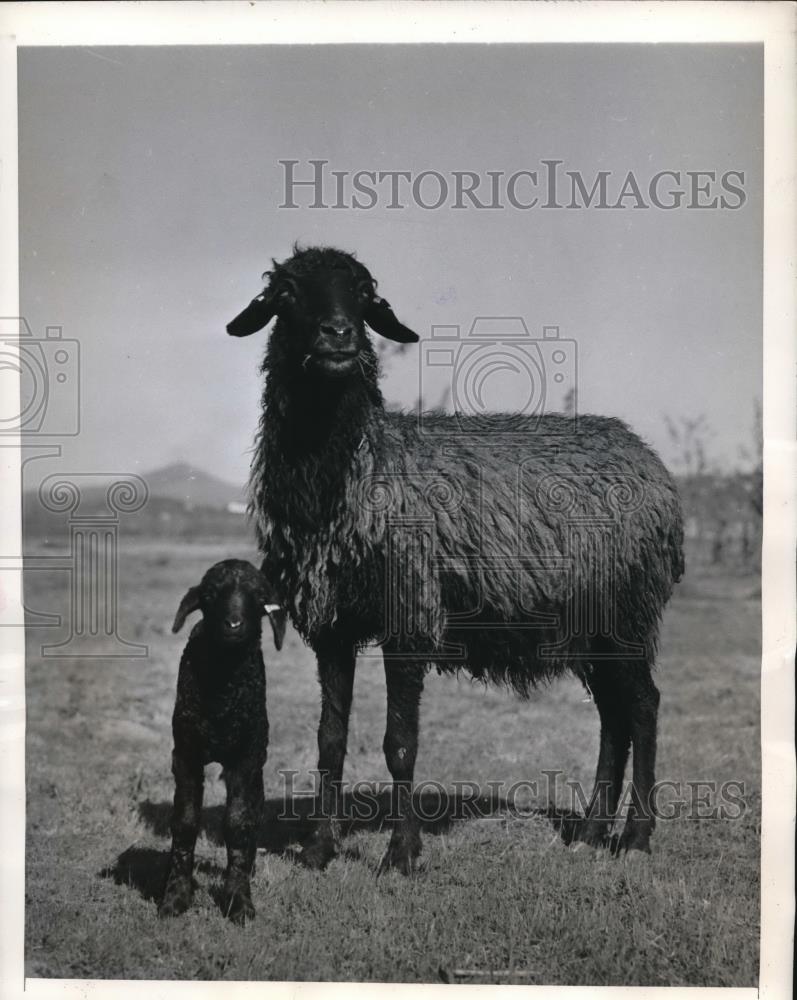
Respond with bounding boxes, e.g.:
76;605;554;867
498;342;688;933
310;346;360;377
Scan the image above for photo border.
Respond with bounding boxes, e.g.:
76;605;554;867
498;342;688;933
1;3;793;999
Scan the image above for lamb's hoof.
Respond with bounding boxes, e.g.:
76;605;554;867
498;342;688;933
222;872;256;925
620;848;652;869
571;819;611;850
610;827;653;857
377;837;421;877
297;837;336;871
225;888;256;925
158;877;193;918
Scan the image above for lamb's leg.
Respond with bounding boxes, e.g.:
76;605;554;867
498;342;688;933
159;751;204;917
378;659;424;875
577;665;631;847
221;760;264;924
299;645;356;870
614;662;659;854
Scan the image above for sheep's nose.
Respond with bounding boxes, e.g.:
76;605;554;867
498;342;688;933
320;322;354;341
225;616;242;630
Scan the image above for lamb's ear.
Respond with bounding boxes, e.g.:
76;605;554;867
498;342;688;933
263;604;287;651
172;586;201;633
227;288;278;337
364;296;419;343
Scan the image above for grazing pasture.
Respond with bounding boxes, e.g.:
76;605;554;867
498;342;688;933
24;540;759;985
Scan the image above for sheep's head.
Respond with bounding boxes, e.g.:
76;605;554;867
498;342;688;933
227;246;418;380
172;559;286;651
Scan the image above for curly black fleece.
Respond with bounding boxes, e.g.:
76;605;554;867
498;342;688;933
159;560;279;923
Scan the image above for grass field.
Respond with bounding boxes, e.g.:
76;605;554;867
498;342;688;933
24;540;760;985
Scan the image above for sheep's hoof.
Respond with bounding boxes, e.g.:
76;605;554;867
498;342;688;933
610;825;653;857
158;877;193;918
571;818;612;850
377;835;421;877
297;837;337;871
620;848;652;869
226;890;256;925
223;878;256;924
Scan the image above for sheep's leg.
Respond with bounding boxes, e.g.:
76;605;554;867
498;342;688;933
577;665;631;847
159;751;204;918
378;659;425;876
221;760;264;924
299;646;356;870
614;662;660;855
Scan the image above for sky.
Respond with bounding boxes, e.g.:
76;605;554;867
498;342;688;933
16;44;762;487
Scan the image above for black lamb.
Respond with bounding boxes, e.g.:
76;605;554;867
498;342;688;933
159;559;286;922
227;246;684;874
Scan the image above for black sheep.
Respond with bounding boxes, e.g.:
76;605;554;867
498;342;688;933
159;559;286;922
228;246;684;873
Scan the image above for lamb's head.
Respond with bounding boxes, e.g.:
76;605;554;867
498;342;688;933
227;246;418;380
172;559;286;651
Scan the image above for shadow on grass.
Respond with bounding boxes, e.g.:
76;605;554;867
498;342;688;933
100;847;224;903
137;786;510;853
103;792;599;906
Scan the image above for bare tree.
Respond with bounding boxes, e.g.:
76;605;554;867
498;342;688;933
663;413;715;478
737;398;763;517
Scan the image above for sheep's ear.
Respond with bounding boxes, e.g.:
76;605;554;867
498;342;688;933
263;604;287;651
364;296;419;343
227;289;277;337
172;586;201;633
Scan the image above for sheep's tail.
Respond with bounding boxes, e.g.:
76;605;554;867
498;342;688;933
246;410;270;552
669;486;686;585
672;526;686;584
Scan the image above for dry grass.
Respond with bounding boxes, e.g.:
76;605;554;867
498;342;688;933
25;541;760;984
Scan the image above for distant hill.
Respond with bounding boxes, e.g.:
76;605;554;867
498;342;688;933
24;461;245;512
143;462;245;510
23;461;249;546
